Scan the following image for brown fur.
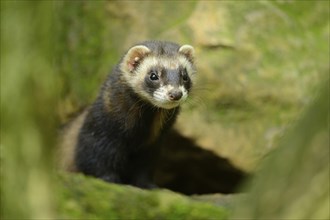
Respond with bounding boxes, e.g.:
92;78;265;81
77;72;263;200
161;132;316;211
147;109;168;145
102;82;112;112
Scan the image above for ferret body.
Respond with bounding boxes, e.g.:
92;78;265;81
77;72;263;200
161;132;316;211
59;41;195;188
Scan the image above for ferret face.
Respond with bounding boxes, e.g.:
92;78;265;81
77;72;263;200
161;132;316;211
120;41;195;109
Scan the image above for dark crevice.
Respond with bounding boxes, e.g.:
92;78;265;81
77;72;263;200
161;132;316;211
154;129;248;195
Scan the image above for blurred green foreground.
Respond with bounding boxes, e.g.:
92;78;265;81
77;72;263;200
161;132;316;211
1;1;329;219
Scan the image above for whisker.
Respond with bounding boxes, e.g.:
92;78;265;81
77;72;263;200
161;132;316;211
184;95;208;110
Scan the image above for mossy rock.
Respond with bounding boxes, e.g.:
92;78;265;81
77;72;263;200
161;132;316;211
57;173;229;219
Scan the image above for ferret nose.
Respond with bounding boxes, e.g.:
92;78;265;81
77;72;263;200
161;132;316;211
168;90;183;101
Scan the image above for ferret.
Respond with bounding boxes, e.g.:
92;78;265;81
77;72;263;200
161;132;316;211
59;41;196;188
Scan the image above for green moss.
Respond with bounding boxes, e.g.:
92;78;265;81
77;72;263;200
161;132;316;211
57;173;228;219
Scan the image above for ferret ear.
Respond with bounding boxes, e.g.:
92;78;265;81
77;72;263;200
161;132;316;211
124;45;151;72
179;45;195;63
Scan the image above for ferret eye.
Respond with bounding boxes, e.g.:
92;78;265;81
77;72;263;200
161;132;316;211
182;74;188;81
182;69;189;81
150;72;159;81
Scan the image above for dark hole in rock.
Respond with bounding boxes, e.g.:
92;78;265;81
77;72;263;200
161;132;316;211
154;130;248;195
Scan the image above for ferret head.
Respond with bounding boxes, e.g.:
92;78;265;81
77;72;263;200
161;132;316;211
120;41;195;109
